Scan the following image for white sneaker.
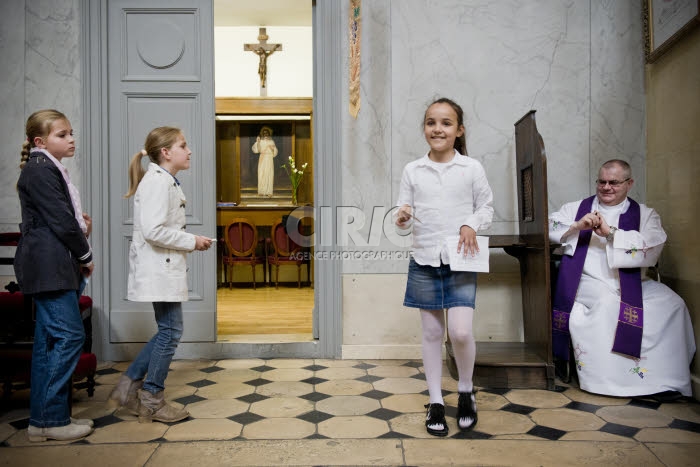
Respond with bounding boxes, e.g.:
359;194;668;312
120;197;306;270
70;417;94;427
27;423;93;442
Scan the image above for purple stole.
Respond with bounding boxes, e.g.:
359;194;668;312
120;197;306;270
552;196;643;360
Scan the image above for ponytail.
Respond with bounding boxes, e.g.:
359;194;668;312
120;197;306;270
124;150;148;198
20;141;30;169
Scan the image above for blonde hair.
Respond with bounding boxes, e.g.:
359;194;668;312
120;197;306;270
124;126;183;198
21;109;68;169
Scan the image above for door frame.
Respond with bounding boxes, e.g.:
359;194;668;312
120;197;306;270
81;0;342;360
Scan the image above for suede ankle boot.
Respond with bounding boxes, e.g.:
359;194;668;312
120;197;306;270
108;374;143;415
137;389;189;423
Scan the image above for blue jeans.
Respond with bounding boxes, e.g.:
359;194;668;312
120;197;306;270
125;302;183;394
30;290;85;428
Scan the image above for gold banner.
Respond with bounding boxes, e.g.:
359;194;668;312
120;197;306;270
349;0;361;118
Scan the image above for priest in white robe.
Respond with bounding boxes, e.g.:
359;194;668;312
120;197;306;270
549;159;695;398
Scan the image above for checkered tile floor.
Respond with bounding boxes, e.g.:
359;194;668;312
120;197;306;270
1;358;699;466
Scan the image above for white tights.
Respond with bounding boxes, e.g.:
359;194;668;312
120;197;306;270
421;306;476;407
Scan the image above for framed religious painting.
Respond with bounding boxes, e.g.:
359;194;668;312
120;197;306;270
644;0;700;63
215;98;313;207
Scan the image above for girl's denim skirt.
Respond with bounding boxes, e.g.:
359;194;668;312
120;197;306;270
403;257;477;310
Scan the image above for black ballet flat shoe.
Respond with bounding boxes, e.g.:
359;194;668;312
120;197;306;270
457;391;478;431
424;403;449;437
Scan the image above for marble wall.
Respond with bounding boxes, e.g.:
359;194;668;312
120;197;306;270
341;0;646;357
0;0;82;232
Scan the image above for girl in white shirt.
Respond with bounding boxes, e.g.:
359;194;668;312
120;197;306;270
396;98;494;436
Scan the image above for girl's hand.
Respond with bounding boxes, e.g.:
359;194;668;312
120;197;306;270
458;225;478;257
81;261;95;277
395;204;413;227
194;235;214;251
83;213;92;238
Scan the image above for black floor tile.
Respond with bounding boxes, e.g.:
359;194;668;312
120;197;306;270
305;432;330;439
527;425;567;440
96;368;120;376
353;363;376;370
479;387;510;396
297;410;334;424
228;412;264;425
409;373;426;381
501;403;535;415
187;379;216;388
378;431;413;439
243;378;272;387
451;429;491;440
402;361;423;368
670;418;700;433
174;394;207;405
236;393;270;404
199;366;225;374
600;422;639;438
565;401;601;413
93;413;124;428
300;392;332;403
303;364;328;372
250;365;275;372
300;377;329;385
9;418;29;430
366;408;402;421
361;390;392;400
356;374;383;383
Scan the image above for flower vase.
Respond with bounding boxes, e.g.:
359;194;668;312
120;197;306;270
291;189;298;206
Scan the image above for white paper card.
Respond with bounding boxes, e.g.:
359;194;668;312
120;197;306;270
446;235;490;272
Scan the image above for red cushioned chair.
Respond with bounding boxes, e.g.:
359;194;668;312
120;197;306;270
223;218;266;289
1;231;96;403
267;218;305;289
71;295;96;398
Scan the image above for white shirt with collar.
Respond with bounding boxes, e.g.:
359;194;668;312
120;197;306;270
396;151;494;267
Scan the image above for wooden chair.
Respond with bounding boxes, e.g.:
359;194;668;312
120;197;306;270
223;218;265;289
267;218;304;289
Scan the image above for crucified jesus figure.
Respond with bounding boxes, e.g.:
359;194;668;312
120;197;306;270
255;45;280;88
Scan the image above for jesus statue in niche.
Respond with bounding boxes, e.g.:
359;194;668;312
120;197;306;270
252;126;278;197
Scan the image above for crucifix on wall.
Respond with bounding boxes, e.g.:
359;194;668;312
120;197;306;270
244;27;282;96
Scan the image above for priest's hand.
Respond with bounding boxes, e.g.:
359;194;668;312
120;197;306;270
592;212;611;238
574;212;600;231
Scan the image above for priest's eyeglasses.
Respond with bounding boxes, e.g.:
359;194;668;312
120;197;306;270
595;178;630;187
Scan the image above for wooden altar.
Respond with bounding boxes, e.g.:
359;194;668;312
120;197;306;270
447;110;556;389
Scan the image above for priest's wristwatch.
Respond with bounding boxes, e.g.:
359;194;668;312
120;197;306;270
606;226;618;242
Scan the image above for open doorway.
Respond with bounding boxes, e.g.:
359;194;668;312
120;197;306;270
213;0;314;343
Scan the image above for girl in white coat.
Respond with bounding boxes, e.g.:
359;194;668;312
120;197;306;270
108;127;213;423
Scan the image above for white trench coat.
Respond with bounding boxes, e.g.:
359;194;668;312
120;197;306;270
127;163;196;302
